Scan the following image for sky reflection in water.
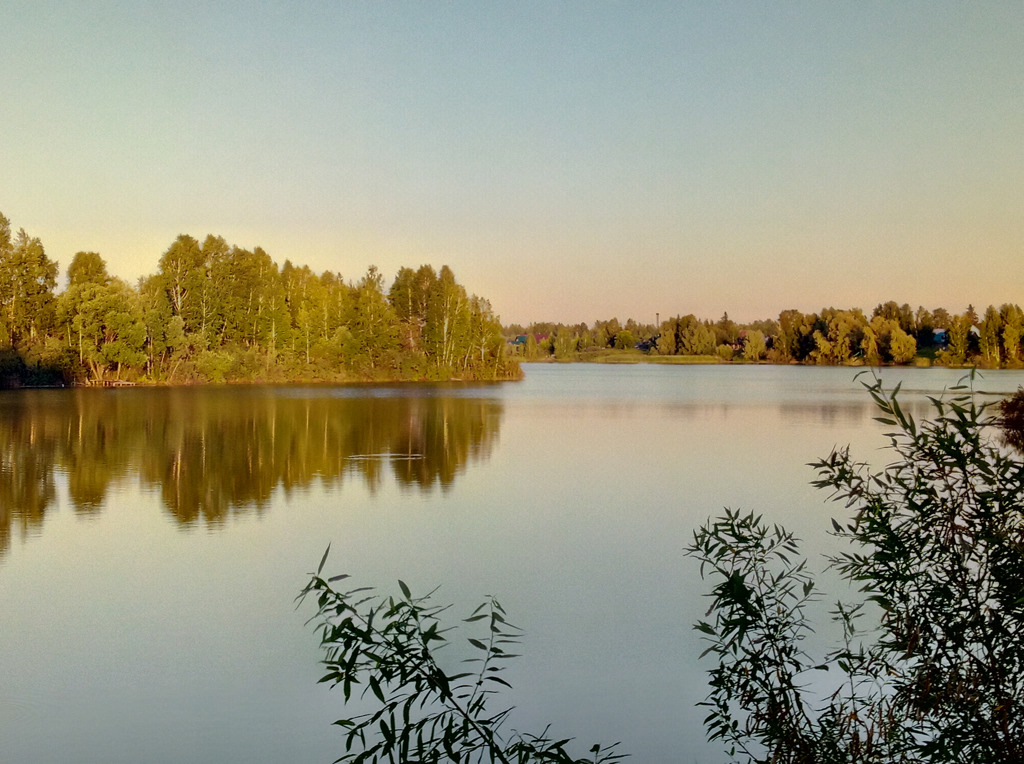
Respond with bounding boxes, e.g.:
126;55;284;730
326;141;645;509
2;365;1023;763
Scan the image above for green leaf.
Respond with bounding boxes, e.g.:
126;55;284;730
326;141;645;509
369;675;385;703
694;621;716;635
398;580;411;599
317;544;331;575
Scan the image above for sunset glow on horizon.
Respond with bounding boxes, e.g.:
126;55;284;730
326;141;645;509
3;2;1021;326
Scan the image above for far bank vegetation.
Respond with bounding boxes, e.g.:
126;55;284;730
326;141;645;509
508;302;1024;368
0;211;518;387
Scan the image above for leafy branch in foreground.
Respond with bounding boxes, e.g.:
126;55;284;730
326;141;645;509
998;386;1024;453
298;548;624;764
687;373;1024;764
686;510;899;763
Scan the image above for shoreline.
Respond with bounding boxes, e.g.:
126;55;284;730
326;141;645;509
515;351;1004;370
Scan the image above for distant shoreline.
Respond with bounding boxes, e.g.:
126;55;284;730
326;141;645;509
1;369;525;391
518;351;996;370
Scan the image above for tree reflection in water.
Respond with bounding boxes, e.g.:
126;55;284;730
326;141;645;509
0;386;502;555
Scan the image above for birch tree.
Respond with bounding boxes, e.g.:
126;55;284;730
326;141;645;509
0;226;58;347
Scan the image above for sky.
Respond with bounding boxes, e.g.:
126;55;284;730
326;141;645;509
2;2;1022;326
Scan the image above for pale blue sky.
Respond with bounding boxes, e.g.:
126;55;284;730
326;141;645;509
2;2;1021;325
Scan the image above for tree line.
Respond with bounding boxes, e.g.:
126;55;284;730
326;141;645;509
509;302;1024;367
0;211;518;386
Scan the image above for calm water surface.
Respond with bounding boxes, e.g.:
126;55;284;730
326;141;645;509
2;364;1022;763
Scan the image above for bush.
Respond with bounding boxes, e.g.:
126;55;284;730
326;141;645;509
716;343;735;361
299;548;625;764
686;373;1024;763
195;348;235;383
999;387;1024;454
613;330;636;351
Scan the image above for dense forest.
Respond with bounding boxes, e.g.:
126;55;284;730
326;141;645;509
0;211;518;386
509;301;1024;368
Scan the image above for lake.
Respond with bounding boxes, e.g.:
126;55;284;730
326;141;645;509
2;363;1022;763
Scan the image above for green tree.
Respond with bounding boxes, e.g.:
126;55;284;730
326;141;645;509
67;250;109;288
57;269;147;382
524;332;540;359
863;315;915;365
59;251;110;373
229;246;289;359
423;266;472;373
573;324;596;353
284;266;352;368
344;265;400;373
773;309;815;363
389;264;436;353
0;214;12;345
199;234;231;343
742;329;766;361
715;312;739;346
137;274;184;379
812;309;865;365
655;317;680;355
593;318;621;349
0;227;58;347
614;329;636;350
1002;304;1023;366
455;294;512;379
980;305;1003;366
679;316;716;356
888;324;917;364
872;301;914;334
94;280;147;377
156;234;205;335
914;306;934;346
282;262;318;363
944;313;972;365
550;327;575;359
965;303;980;328
861;320;882;366
931;307;952;331
318;271;352;347
898;302;914;333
